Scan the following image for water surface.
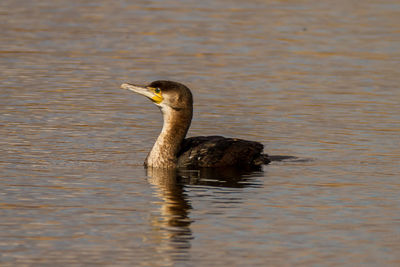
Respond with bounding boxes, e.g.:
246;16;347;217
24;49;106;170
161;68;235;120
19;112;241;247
1;0;400;266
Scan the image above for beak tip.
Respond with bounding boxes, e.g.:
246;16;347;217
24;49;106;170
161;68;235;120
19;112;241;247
121;83;130;90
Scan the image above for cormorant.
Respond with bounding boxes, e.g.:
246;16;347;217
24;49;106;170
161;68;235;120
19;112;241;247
121;80;270;169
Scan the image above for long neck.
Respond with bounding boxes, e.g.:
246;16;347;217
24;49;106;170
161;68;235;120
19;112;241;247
146;106;192;168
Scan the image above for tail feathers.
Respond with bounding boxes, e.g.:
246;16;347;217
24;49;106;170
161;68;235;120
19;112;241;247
269;155;301;162
253;154;271;166
254;154;307;165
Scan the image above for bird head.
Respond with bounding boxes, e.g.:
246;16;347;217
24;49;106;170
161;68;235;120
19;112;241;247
121;80;193;111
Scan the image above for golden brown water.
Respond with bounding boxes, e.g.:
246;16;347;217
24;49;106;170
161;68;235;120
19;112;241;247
1;0;400;265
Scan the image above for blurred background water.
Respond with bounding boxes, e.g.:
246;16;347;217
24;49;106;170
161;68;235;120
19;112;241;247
1;0;399;265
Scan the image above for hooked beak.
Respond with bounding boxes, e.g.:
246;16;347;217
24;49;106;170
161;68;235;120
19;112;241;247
121;83;163;104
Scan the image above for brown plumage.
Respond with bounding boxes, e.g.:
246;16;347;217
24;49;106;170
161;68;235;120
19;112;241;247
178;136;269;168
121;80;270;169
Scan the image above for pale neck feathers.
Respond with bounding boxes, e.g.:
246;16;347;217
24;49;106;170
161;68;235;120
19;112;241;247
145;105;192;168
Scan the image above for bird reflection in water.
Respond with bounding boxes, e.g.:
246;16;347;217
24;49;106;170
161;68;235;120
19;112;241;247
146;167;192;263
145;167;263;263
147;167;192;259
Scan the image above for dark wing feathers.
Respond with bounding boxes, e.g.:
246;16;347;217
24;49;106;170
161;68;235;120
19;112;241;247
177;136;269;168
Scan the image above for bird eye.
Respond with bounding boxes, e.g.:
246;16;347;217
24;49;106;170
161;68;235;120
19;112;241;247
155;88;161;94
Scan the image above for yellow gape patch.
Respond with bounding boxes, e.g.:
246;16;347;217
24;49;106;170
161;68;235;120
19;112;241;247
149;87;163;104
